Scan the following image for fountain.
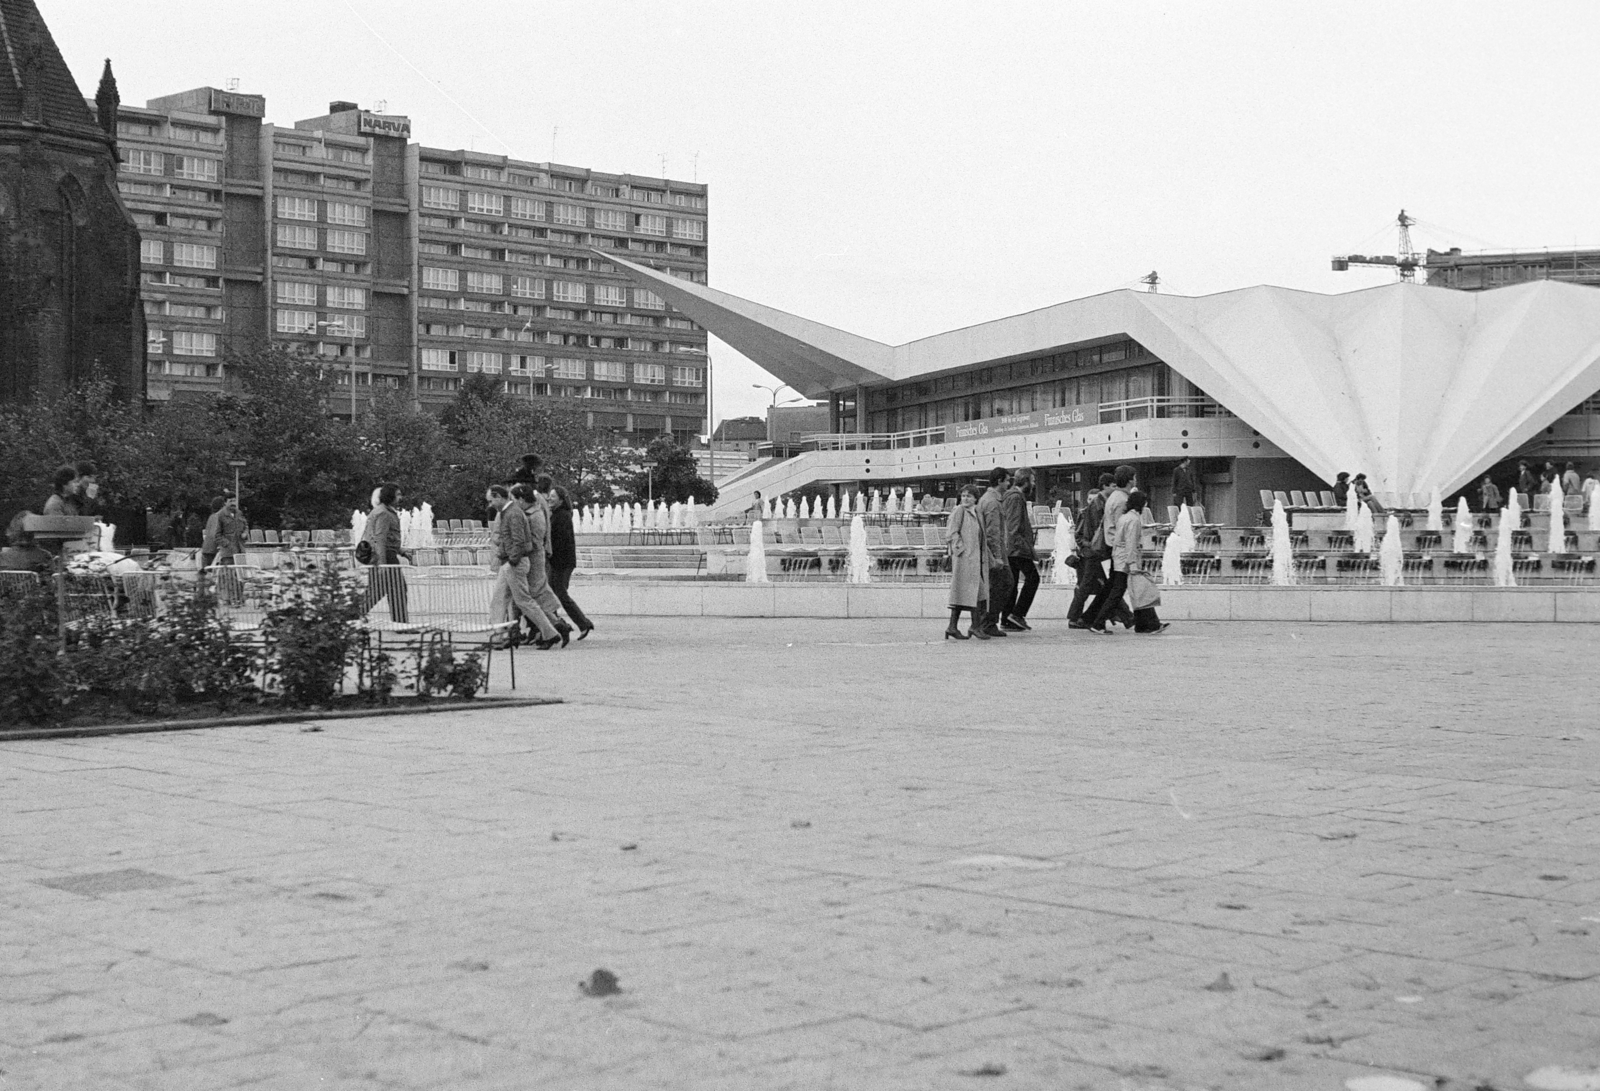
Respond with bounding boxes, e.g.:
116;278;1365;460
761;496;774;520
686;497;698;527
1426;486;1443;533
854;491;866;515
745;519;769;582
885;489;899;516
1343;489;1360;532
1173;503;1197;554
1591;484;1600;533
1493;508;1516;586
845;514;872;583
1271;499;1297;585
419;502;437;547
1548;479;1566;553
1051;511;1076;586
1451;496;1472;554
785;497;798;520
1160;527;1184;586
1378;514;1404;585
825;495;837;520
1353;501;1375;553
350;508;367;546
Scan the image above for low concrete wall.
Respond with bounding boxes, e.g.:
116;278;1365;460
568;580;1600;623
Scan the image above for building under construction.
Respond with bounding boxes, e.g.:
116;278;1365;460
1423;247;1600;291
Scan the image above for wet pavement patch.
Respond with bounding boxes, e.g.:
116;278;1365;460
179;1013;228;1027
958;1062;1006;1077
37;869;181;896
1343;1077;1427;1091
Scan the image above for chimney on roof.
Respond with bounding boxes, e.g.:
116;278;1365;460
94;59;119;142
329;100;359;114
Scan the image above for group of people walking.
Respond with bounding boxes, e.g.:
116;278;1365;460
943;464;1167;641
357;456;593;651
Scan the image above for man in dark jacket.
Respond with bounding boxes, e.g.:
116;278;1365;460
976;467;1012;638
488;484;559;646
1171;457;1199;509
360;483;410;622
1001;469;1038;631
537;474;594;638
1068;472;1133;630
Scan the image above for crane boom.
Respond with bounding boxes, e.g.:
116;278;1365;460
1332;210;1423;281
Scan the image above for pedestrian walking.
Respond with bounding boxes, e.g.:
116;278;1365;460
359;483;411;622
486;485;561;649
1120;492;1169;634
1001;468;1039;631
1081;467;1137;634
201;495;247;605
976;467;1012;638
537;474;595;639
514;483;572;647
942;485;989;640
1068;473;1125;629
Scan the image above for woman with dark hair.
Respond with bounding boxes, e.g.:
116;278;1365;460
360;482;410;622
537;474;594;639
942;485;989;640
42;465;79;516
1119;491;1168;635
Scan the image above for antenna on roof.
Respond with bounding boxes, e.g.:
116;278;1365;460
374;99;387;113
226;77;240;91
550;125;558;162
692;152;700;182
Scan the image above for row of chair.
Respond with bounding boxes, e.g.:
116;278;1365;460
245;529;347;546
1154;550;1598;584
1145;526;1600;554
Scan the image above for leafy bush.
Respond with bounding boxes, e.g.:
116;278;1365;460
418;640;487;700
69;582;258;716
260;564;369;707
0;583;67;724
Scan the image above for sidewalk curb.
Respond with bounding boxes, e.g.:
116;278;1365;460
0;696;563;743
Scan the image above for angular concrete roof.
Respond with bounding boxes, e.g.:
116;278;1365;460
611;254;1600;499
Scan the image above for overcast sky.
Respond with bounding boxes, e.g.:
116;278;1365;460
45;1;1600;426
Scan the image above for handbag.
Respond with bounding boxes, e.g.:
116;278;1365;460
354;539;374;565
1127;571;1161;610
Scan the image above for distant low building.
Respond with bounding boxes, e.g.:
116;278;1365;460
712;416;765;459
767;403;829;456
1425;247;1600;291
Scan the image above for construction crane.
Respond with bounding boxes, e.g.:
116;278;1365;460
1139;271;1159;293
1331;210;1424;282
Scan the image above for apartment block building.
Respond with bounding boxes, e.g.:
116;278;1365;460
115;89;708;439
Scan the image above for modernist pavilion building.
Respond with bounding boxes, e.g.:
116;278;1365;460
614;256;1600;524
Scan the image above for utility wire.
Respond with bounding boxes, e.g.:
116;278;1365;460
339;0;513;155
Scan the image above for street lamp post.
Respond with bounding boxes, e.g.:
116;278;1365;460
227;460;247;503
317;318;358;420
643;458;657;506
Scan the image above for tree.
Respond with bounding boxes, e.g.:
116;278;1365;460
622;434;718;506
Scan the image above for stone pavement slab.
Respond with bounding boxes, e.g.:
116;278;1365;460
3;618;1600;1090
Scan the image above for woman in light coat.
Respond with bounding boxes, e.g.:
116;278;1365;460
943;485;990;640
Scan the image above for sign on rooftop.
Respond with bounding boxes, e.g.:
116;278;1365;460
358;113;411;139
207;89;265;117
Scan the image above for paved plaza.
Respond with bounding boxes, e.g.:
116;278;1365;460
4;618;1600;1090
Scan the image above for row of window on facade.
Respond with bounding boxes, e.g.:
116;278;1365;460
121;149;220;181
869;364;1189;432
418;187;705;239
118;119;222;144
416;322;701;355
418;160;706;207
417;268;666;308
418;351;700;384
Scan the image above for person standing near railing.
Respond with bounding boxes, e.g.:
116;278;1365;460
487;485;560;650
1171;457;1199;510
360;483;410;623
201;496;247;607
